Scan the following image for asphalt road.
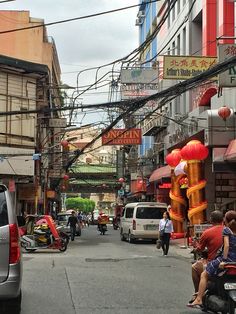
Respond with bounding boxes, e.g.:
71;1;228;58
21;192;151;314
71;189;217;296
21;225;200;314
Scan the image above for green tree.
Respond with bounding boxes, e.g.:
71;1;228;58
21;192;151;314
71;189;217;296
65;197;95;213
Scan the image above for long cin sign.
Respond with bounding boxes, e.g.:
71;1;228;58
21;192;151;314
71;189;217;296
102;129;142;145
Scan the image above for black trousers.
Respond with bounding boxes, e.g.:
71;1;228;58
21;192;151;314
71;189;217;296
161;233;171;255
70;226;76;240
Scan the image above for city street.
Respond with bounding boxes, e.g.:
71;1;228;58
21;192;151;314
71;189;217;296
21;225;197;314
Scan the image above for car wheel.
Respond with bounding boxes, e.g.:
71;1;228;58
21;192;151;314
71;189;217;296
128;231;135;244
120;229;125;241
0;291;22;314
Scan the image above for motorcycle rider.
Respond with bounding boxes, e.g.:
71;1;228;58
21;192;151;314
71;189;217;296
189;210;236;309
189;210;224;303
67;211;79;241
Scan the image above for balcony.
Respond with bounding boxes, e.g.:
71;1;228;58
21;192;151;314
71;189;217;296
142;115;168;136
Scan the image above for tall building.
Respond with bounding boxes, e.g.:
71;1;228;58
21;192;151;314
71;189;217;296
136;0;236;213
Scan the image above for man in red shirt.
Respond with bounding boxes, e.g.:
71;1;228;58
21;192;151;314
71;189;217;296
190;210;224;302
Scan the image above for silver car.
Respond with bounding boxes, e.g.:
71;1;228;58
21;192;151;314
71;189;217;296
0;185;22;314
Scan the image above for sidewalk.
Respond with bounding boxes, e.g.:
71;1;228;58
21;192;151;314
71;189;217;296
170;237;193;260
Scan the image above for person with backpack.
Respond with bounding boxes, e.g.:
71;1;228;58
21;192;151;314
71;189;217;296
159;211;173;256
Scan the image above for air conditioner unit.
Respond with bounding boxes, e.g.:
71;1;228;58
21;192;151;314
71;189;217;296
135;17;143;26
137;10;145;18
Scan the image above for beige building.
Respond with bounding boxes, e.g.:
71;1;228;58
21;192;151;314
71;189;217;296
0;11;64;215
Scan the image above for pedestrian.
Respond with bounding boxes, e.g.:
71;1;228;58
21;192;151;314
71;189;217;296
189;210;236;308
67;211;79;241
188;210;224;304
159;211;173;256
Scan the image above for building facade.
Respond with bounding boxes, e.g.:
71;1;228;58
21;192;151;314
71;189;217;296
134;0;236;214
0;11;64;215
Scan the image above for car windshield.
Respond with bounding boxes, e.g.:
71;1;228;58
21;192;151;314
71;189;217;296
0;191;8;227
136;207;165;219
57;215;69;222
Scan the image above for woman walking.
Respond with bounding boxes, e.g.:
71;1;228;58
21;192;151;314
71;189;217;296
159;211;174;256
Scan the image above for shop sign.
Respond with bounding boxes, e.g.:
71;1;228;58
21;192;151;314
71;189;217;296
218;44;236;87
121;83;158;99
120;68;158;84
49;118;67;128
102;129;142;145
47;190;56;199
158;183;171;189
163;56;217;80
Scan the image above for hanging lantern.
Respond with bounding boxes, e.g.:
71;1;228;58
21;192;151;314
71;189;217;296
166;149;182;167
218;106;231;121
63;174;69;181
61;185;66;191
180;140;209;161
61;140;69;147
118;177;125;183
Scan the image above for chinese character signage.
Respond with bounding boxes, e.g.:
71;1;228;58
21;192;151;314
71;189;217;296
218;44;236;87
163;56;217;80
102;129;142;145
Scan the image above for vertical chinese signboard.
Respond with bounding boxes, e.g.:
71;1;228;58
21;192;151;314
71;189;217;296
218;44;236;87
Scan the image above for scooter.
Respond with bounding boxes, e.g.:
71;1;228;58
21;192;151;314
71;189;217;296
20;215;67;252
98;224;107;235
202;262;236;314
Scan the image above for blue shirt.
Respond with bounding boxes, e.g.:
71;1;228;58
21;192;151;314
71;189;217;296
159;218;174;234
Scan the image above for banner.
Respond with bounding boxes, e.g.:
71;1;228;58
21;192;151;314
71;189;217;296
102;129;142;145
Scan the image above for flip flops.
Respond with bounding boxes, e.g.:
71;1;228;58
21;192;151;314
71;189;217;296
187;303;203;309
188;292;198;304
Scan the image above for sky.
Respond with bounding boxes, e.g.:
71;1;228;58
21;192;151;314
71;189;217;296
0;0;139;126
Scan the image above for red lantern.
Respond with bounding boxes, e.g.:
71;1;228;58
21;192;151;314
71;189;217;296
118;177;125;183
166;149;182;167
181;140;209;161
61;140;69;147
218;106;231;121
63;174;69;181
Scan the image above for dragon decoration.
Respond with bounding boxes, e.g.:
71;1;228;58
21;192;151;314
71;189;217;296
166;140;209;233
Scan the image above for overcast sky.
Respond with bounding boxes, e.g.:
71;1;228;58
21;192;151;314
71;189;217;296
1;0;139;125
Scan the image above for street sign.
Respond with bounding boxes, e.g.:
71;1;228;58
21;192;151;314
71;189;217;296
218;44;236;87
49;118;67;128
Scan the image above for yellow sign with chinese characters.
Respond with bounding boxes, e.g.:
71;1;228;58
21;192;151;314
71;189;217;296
163;56;217;80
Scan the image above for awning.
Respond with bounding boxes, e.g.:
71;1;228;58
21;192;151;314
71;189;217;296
224;139;236;161
149;165;171;182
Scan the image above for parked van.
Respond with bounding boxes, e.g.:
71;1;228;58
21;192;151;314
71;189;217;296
120;202;167;243
0;185;22;314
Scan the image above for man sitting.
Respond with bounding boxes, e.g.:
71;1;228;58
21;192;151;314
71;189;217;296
189;210;224;303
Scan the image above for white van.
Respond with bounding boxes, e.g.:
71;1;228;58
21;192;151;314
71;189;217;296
120;202;167;243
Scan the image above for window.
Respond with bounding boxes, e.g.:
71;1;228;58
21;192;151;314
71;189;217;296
125;207;134;218
0;193;8;227
136;207;165;219
182;27;186;55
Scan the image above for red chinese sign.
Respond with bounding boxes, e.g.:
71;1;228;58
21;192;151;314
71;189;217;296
102;129;142;145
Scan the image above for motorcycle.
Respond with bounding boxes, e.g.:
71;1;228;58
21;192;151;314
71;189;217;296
201;262;236;314
20;215;67;252
112;217;119;230
98;224;107;235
